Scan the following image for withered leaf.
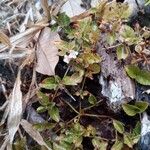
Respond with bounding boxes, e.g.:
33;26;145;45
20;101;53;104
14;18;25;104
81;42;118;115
36;27;60;75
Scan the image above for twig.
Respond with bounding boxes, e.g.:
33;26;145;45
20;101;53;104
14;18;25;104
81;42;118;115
101;43;123;51
55;115;79;134
83;100;103;111
71;10;92;22
62;99;79;114
83;113;112;119
63;88;77;101
62;99;111;118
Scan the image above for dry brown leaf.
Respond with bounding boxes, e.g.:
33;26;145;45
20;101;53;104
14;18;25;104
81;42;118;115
20;119;52;150
41;0;51;20
0;21;48;52
61;0;85;17
0;30;11;47
36;27;60;75
7;71;22;143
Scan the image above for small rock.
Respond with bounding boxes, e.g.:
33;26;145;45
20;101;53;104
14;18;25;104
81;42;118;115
139;113;150;150
97;40;135;110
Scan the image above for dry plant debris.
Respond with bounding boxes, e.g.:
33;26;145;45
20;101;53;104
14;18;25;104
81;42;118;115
36;27;61;76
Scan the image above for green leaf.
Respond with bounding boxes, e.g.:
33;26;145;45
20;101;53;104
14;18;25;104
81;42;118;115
122;103;141;116
120;25;135;38
74;136;83;147
107;33;116;45
57;41;75;56
40;77;59;90
33;122;55;132
13;137;26;150
37;106;47;113
81;53;101;66
87;63;101;74
117;45;129;60
92;138;108;150
111;140;123;150
48;105;60;122
51;23;59;32
62;71;83;86
135;101;149;113
119;25;140;45
53;142;67;150
57;12;70;27
37;91;50;106
125;65;150;85
124;122;141;147
85;125;96;136
88;94;97;105
102;2;131;22
73;123;85;134
132;121;141;136
146;0;150;5
62;66;84;86
123;133;134;148
113;120;124;134
122;101;148;116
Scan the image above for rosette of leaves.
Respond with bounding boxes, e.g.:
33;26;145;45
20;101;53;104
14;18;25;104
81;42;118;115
52;123;96;150
72;17;100;46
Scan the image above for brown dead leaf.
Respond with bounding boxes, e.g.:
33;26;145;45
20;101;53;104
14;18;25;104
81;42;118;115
36;27;60;75
41;0;51;20
7;71;22;143
0;21;48;52
20;119;52;150
0;30;11;47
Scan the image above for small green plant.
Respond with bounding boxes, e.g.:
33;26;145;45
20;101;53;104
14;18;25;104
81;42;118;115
112;119;141;149
36;1;150;149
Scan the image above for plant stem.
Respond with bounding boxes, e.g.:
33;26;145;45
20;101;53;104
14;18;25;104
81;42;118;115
62;99;80;115
83;100;102;111
83;113;112;119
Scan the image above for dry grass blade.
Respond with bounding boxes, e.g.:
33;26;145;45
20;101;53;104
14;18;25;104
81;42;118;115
20;119;52;150
50;0;67;16
0;135;9;150
0;50;33;60
0;30;11;47
36;27;60;75
41;0;51;20
19;7;33;32
7;71;22;143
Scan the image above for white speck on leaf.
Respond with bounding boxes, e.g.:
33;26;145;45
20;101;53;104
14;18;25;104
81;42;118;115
63;55;71;64
63;50;78;63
